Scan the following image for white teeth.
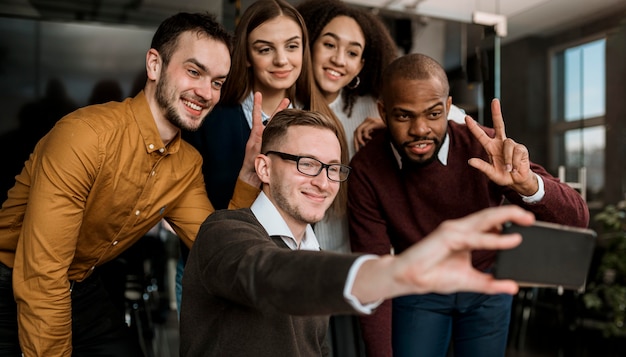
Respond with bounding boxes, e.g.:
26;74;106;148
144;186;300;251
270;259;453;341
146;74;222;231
326;69;341;77
183;100;201;111
416;144;427;148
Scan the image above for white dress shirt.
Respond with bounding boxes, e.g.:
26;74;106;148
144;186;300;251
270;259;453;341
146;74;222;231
251;191;380;313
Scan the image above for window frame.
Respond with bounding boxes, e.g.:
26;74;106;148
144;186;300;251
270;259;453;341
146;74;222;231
547;34;607;207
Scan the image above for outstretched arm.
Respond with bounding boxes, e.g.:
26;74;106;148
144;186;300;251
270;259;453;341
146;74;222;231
465;99;539;196
351;205;535;303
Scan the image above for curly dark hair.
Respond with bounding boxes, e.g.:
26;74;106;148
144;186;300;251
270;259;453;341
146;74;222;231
297;0;397;117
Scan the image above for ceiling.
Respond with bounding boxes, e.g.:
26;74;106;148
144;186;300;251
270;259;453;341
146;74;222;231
1;0;625;43
344;0;626;43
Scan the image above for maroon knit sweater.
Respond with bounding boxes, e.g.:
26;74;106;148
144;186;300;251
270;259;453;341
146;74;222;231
347;121;589;356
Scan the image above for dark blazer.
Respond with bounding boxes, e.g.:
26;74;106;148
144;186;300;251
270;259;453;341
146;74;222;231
183;104;250;210
180;209;362;356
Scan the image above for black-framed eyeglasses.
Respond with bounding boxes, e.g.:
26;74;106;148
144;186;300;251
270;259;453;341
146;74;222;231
264;151;351;182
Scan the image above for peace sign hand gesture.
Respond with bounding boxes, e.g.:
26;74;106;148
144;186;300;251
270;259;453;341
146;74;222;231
238;92;290;188
465;99;539;196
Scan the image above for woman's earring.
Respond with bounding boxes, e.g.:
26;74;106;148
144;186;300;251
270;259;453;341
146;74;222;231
347;76;360;90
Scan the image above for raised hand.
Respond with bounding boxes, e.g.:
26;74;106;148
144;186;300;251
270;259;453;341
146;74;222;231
238;92;290;187
465;99;538;196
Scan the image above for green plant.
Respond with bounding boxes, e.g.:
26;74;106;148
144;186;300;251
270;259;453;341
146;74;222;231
583;200;626;337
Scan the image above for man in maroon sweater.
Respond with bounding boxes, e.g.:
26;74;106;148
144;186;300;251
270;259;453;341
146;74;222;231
179;109;539;356
348;53;590;357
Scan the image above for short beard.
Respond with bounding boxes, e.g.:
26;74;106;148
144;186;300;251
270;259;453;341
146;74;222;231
271;181;324;226
155;69;197;132
395;136;443;167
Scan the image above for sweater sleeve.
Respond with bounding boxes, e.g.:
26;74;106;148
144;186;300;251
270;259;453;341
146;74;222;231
467;122;590;228
347;151;394;357
505;162;590;228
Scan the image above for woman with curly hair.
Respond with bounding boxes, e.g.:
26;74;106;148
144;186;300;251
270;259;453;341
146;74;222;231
298;0;398;159
297;1;398;356
297;0;396;256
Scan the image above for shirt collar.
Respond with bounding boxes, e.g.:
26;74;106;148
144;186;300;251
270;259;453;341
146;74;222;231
392;132;450;169
241;91;296;128
241;91;271;129
250;191;320;251
131;91;180;154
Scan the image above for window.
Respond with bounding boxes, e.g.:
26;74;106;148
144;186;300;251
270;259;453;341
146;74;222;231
550;37;605;204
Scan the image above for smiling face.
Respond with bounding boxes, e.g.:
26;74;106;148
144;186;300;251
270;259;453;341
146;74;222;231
153;31;230;132
379;76;451;165
260;125;341;232
311;15;365;102
247;15;303;96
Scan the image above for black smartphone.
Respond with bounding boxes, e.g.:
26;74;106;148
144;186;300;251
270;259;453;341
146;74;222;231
494;221;596;291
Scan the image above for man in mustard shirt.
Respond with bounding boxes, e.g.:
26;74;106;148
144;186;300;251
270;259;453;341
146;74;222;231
0;12;274;356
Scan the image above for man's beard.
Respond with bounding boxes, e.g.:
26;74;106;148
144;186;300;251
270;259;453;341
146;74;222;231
271;180;327;226
395;135;443;168
155;70;204;132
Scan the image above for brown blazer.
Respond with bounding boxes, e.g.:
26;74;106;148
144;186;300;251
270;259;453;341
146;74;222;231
180;208;362;356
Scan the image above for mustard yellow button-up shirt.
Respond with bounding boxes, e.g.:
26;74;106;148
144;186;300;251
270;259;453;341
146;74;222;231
0;91;258;356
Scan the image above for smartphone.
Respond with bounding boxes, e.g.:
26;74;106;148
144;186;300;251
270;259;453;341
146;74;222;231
494;221;596;291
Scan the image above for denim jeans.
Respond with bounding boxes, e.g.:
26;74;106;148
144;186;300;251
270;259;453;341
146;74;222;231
392;292;513;357
0;263;143;356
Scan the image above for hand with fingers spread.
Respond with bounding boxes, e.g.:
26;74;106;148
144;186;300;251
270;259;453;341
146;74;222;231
238;92;290;187
353;116;386;151
392;206;533;296
351;206;536;303
465;98;539;196
348;53;590;357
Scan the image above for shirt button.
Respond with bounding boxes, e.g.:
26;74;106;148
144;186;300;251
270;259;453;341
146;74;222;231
151;171;156;176
135;210;140;216
159;147;165;153
90;266;95;271
112;241;119;246
148;144;155;150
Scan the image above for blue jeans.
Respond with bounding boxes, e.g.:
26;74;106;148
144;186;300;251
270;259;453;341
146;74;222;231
0;263;142;356
175;255;184;317
392;292;513;357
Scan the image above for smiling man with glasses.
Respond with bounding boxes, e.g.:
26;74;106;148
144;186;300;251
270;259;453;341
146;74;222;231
263;151;351;182
179;108;537;357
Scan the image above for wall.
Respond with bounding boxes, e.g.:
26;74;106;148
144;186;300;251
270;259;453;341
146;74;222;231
500;11;626;205
605;17;626;204
500;37;548;167
0;17;154;202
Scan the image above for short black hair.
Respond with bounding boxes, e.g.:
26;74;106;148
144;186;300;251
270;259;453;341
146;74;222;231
150;12;232;65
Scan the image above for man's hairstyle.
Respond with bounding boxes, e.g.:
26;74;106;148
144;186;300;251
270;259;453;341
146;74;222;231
382;53;450;96
297;0;397;116
261;109;341;154
150;12;232;65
